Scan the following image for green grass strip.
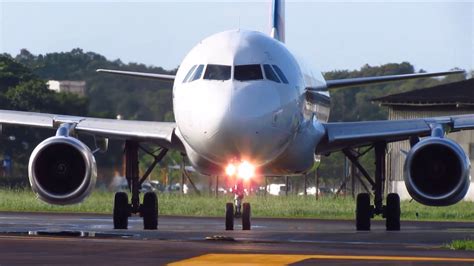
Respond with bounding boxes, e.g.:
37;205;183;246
1;188;474;221
446;239;474;250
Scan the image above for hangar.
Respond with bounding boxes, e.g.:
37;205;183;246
373;78;474;200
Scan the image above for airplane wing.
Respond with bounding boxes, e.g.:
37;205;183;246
307;70;464;91
96;69;175;82
316;114;474;154
0;109;181;150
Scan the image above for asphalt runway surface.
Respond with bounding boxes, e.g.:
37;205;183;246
0;212;473;265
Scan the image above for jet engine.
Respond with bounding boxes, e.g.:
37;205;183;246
28;134;97;205
404;137;470;206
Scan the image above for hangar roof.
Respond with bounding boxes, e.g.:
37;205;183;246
373;78;474;106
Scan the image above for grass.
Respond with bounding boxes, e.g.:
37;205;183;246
1;188;474;221
446;239;474;250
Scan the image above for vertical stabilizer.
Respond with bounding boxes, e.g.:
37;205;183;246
270;0;285;43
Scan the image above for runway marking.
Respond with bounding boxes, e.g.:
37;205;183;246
169;253;474;265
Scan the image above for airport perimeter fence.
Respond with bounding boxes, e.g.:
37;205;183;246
0;176;29;189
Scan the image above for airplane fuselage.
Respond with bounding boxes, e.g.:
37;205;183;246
173;30;329;176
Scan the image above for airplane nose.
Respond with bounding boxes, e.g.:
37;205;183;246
177;81;297;167
230;83;280;120
215;82;295;165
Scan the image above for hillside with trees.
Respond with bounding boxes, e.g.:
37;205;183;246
0;49;468;189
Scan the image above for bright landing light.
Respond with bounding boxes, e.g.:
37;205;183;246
237;161;255;180
225;164;237;176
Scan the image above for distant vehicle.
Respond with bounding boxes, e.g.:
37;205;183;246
110;176;155;193
298;187;334;196
2;0;468;232
266;184;288;196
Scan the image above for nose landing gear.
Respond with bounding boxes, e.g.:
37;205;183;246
225;179;251;230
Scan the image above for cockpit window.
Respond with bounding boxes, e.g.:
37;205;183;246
190;64;205;82
272;65;289;84
234;64;263;81
203;64;231;81
183;65;197;83
263;64;281;83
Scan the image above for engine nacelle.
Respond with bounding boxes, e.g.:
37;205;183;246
404;137;470;206
28;136;97;205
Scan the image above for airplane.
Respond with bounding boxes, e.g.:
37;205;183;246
0;0;470;231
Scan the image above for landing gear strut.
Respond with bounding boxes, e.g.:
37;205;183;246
113;140;167;230
343;142;400;231
226;179;251;230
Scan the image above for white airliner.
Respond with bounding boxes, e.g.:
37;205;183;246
1;0;470;231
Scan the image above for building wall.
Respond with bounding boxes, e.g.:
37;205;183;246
47;80;86;97
387;105;474;201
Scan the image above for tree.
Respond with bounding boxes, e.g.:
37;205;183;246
0;55;90;177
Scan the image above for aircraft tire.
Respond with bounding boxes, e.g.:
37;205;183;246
142;192;158;230
356;193;371;231
242;203;251;230
113;192;129;229
225;202;234;230
385;193;401;231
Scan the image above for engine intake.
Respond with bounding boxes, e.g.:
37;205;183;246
404;137;470;206
28;135;97;205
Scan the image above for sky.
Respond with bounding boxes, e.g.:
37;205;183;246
0;1;473;74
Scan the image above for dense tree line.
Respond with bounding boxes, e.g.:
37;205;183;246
0;55;89;174
0;48;468;189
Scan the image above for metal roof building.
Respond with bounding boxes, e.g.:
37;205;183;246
373;78;474;200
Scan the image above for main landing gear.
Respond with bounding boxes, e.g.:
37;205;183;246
225;179;251;230
113;140;168;230
343;142;401;231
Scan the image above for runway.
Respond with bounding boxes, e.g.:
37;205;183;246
0;212;473;265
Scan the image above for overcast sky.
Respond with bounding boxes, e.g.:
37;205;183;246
1;1;473;73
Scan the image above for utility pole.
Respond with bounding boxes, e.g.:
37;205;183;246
315;168;320;200
304;174;308;196
180;155;185;194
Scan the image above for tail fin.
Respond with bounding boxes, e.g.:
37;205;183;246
270;0;285;43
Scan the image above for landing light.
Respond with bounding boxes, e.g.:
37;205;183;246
225;164;237;176
237;161;255;180
225;161;255;180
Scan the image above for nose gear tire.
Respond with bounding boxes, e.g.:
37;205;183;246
225;202;234;230
242;203;251;230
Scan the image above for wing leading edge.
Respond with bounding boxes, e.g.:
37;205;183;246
96;69;176;82
316;114;474;154
0;109;182;150
307;70;464;91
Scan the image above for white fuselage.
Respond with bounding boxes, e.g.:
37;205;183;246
173;30;328;176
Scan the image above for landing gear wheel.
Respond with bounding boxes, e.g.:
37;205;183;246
142;192;158;230
225;202;234;230
113;192;129;229
385;193;400;231
242;203;251;230
356;193;371;231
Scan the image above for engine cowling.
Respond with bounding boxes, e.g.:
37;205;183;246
28;136;97;205
404;137;470;206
